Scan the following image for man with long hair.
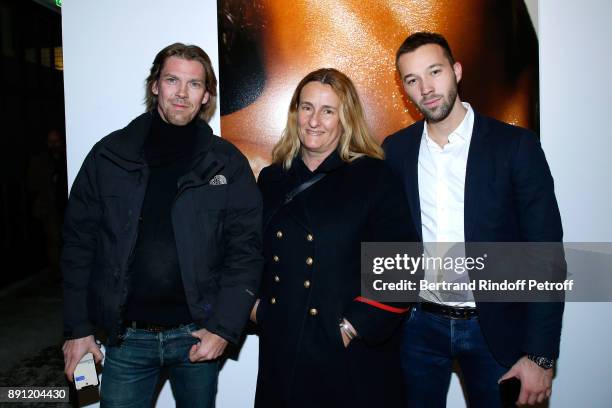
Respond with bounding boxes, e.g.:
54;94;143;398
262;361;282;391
61;43;262;406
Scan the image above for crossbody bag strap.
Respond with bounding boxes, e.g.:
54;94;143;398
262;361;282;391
283;173;326;204
264;173;327;231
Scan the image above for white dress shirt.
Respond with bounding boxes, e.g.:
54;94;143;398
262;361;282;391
418;102;475;307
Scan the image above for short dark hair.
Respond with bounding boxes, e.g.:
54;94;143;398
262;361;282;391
145;43;218;122
395;32;455;69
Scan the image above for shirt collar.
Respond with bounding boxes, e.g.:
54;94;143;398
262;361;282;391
423;102;474;146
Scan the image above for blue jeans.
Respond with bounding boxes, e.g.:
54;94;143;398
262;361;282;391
400;306;507;408
100;323;219;408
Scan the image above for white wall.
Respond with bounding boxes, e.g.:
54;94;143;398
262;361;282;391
62;1;258;407
447;1;612;406
539;0;612;406
62;0;220;188
63;0;612;406
525;0;539;33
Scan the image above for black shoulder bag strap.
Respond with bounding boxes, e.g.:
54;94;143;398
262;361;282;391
263;173;327;231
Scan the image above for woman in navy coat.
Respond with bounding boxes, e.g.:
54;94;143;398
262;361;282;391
251;68;419;408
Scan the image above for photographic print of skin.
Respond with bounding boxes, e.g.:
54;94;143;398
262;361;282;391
217;0;538;175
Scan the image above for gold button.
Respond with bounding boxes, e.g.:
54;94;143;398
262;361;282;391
309;308;318;316
274;275;280;283
303;280;311;288
276;230;283;239
306;257;313;266
273;255;279;262
306;234;314;241
270;297;276;304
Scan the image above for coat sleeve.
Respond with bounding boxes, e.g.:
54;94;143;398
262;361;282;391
251;166;273;328
203;152;264;344
512;131;565;359
343;162;422;345
61;147;102;340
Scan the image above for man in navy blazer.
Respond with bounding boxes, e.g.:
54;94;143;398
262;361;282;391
383;32;564;407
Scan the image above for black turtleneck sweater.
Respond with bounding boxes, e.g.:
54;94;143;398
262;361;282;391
124;112;196;325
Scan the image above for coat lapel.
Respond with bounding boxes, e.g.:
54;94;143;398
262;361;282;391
265;153;346;234
464;112;492;241
261;167;295;230
301;153;347;236
260;162;313;233
404;123;424;241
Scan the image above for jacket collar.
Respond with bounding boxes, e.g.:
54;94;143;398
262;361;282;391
401;120;424;240
100;111;216;173
310;149;346;174
264;150;347;187
261;150;346;233
288;149;346;178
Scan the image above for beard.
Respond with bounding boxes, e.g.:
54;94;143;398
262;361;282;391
416;81;459;124
165;111;194;126
158;100;198;126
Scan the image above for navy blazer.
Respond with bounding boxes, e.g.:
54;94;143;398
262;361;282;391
383;111;564;366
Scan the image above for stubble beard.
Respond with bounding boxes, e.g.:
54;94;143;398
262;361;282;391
417;82;459;124
166;112;192;126
160;101;197;126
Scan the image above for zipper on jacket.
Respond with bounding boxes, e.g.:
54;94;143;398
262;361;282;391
115;169;148;338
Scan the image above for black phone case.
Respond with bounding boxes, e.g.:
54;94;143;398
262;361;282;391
499;377;521;407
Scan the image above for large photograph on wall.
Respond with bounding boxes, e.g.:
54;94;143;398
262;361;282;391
217;0;538;174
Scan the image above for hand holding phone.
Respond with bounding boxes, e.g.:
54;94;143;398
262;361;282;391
73;352;99;390
499;377;521;407
63;335;103;383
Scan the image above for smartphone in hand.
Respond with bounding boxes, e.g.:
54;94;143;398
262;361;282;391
499;377;521;407
73;352;99;390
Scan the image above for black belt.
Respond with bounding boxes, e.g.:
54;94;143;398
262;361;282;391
123;320;188;333
420;302;478;319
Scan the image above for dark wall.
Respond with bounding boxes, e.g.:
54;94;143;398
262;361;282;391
0;0;64;288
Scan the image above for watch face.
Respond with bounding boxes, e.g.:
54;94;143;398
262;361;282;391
529;355;555;369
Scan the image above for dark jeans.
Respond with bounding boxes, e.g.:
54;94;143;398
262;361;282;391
100;323;218;408
400;306;507;408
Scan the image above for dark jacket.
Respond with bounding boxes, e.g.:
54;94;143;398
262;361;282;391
62;111;263;345
254;153;419;408
383;111;564;366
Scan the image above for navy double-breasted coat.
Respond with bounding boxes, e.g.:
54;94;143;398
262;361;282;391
254;152;419;408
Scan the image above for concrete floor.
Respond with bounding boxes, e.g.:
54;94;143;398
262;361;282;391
0;273;75;407
0;273;64;373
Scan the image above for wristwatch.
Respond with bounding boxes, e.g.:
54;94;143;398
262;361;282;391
527;355;555;370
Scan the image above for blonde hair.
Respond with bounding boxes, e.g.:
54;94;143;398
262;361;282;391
272;68;383;169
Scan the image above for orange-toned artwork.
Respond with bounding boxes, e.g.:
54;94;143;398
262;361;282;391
218;0;538;175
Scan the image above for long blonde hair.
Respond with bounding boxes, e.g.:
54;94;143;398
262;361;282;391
272;68;383;169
